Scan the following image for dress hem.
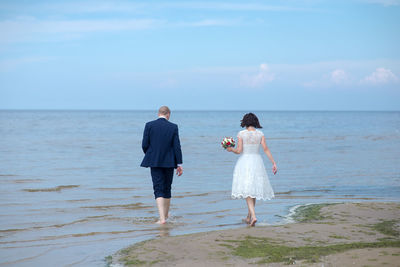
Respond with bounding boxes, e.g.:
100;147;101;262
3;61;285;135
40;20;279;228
231;194;274;201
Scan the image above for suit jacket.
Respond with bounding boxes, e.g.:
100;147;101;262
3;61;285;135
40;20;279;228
140;118;183;168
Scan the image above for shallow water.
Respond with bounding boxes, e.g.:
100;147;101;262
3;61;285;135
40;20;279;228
0;110;399;266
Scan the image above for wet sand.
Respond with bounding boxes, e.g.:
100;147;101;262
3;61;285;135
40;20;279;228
111;202;400;266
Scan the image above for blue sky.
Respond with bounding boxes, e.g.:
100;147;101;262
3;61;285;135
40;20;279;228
0;0;399;110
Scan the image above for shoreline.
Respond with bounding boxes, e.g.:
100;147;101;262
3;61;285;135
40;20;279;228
109;202;400;266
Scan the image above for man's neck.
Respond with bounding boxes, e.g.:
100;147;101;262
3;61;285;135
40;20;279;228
158;115;168;120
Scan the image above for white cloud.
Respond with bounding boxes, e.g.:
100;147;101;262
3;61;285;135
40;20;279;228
304;69;350;88
0;17;162;43
0;17;238;43
1;17;160;34
330;69;348;84
361;68;399;85
241;63;275;88
12;1;312;14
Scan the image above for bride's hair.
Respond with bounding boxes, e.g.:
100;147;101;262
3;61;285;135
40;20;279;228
240;113;262;128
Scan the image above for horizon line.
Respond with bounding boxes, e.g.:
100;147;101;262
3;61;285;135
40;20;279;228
0;109;399;112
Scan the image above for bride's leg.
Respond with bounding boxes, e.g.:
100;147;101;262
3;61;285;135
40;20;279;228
246;197;257;226
244;209;251;224
244;200;251;224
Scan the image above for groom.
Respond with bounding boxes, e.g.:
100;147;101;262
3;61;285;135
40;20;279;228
141;106;183;224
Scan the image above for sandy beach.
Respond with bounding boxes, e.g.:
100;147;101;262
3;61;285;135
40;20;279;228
110;202;400;266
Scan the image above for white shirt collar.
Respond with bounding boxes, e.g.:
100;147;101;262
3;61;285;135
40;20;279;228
158;115;168;119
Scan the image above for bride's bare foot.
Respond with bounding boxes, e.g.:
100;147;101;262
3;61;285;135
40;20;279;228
242;217;250;224
250;217;257;227
156;220;166;225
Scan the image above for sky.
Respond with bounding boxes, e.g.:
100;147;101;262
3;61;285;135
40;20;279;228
0;0;399;111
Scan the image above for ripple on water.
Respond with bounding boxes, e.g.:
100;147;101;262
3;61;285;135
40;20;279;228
0;215;116;234
22;185;80;192
94;187;136;191
174;192;209;198
13;179;44;183
81;202;152;210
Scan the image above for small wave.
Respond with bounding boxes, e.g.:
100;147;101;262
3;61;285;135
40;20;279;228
256;221;273;226
283;204;303;224
275;189;333;195
186;209;231;216
1;247;56;265
283;202;343;224
0;228;26;233
13;179;43;183
131;216;159;224
174;192;209;198
364;135;397;141
82;202;152;210
70;230;137;237
326;197;379;200
0;215;114;234
95;187;135;191
164;214;183;224
66;199;91;202
0;229;145;245
22;185;80;192
276;195;323;199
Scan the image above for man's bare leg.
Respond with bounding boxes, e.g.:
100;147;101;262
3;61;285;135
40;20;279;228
164;198;171;220
156;197;167;224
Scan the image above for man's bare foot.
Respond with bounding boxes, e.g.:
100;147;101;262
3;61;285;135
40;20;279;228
250;218;257;227
156;220;166;225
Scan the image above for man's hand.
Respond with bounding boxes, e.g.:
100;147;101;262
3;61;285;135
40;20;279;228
176;166;183;176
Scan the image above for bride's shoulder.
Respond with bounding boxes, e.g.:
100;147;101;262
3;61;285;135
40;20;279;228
256;129;264;136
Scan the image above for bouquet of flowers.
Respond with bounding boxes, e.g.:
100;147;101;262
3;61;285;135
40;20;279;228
221;137;235;149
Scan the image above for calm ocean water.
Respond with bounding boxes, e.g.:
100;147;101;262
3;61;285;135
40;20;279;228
0;110;399;266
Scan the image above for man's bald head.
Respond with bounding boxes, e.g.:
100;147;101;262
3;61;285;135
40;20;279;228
158;106;171;120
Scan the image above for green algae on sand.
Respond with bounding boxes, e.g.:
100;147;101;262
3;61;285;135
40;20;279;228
223;236;400;264
292;203;337;222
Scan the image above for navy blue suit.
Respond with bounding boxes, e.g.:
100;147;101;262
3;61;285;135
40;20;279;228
141;118;183;198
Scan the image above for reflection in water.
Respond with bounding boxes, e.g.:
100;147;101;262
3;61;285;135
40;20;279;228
157;225;171;237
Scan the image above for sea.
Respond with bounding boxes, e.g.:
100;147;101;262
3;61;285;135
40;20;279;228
0;110;399;266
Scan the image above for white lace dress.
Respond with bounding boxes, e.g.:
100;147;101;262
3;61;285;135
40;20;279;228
231;129;275;201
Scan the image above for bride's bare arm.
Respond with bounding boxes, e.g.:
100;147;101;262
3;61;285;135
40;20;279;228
227;138;243;154
261;136;277;174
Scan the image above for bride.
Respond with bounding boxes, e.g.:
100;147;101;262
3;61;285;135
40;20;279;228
226;113;277;226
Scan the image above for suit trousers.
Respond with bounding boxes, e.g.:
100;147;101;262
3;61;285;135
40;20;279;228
150;167;174;199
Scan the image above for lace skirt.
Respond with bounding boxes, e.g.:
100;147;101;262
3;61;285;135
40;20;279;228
231;153;274;201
